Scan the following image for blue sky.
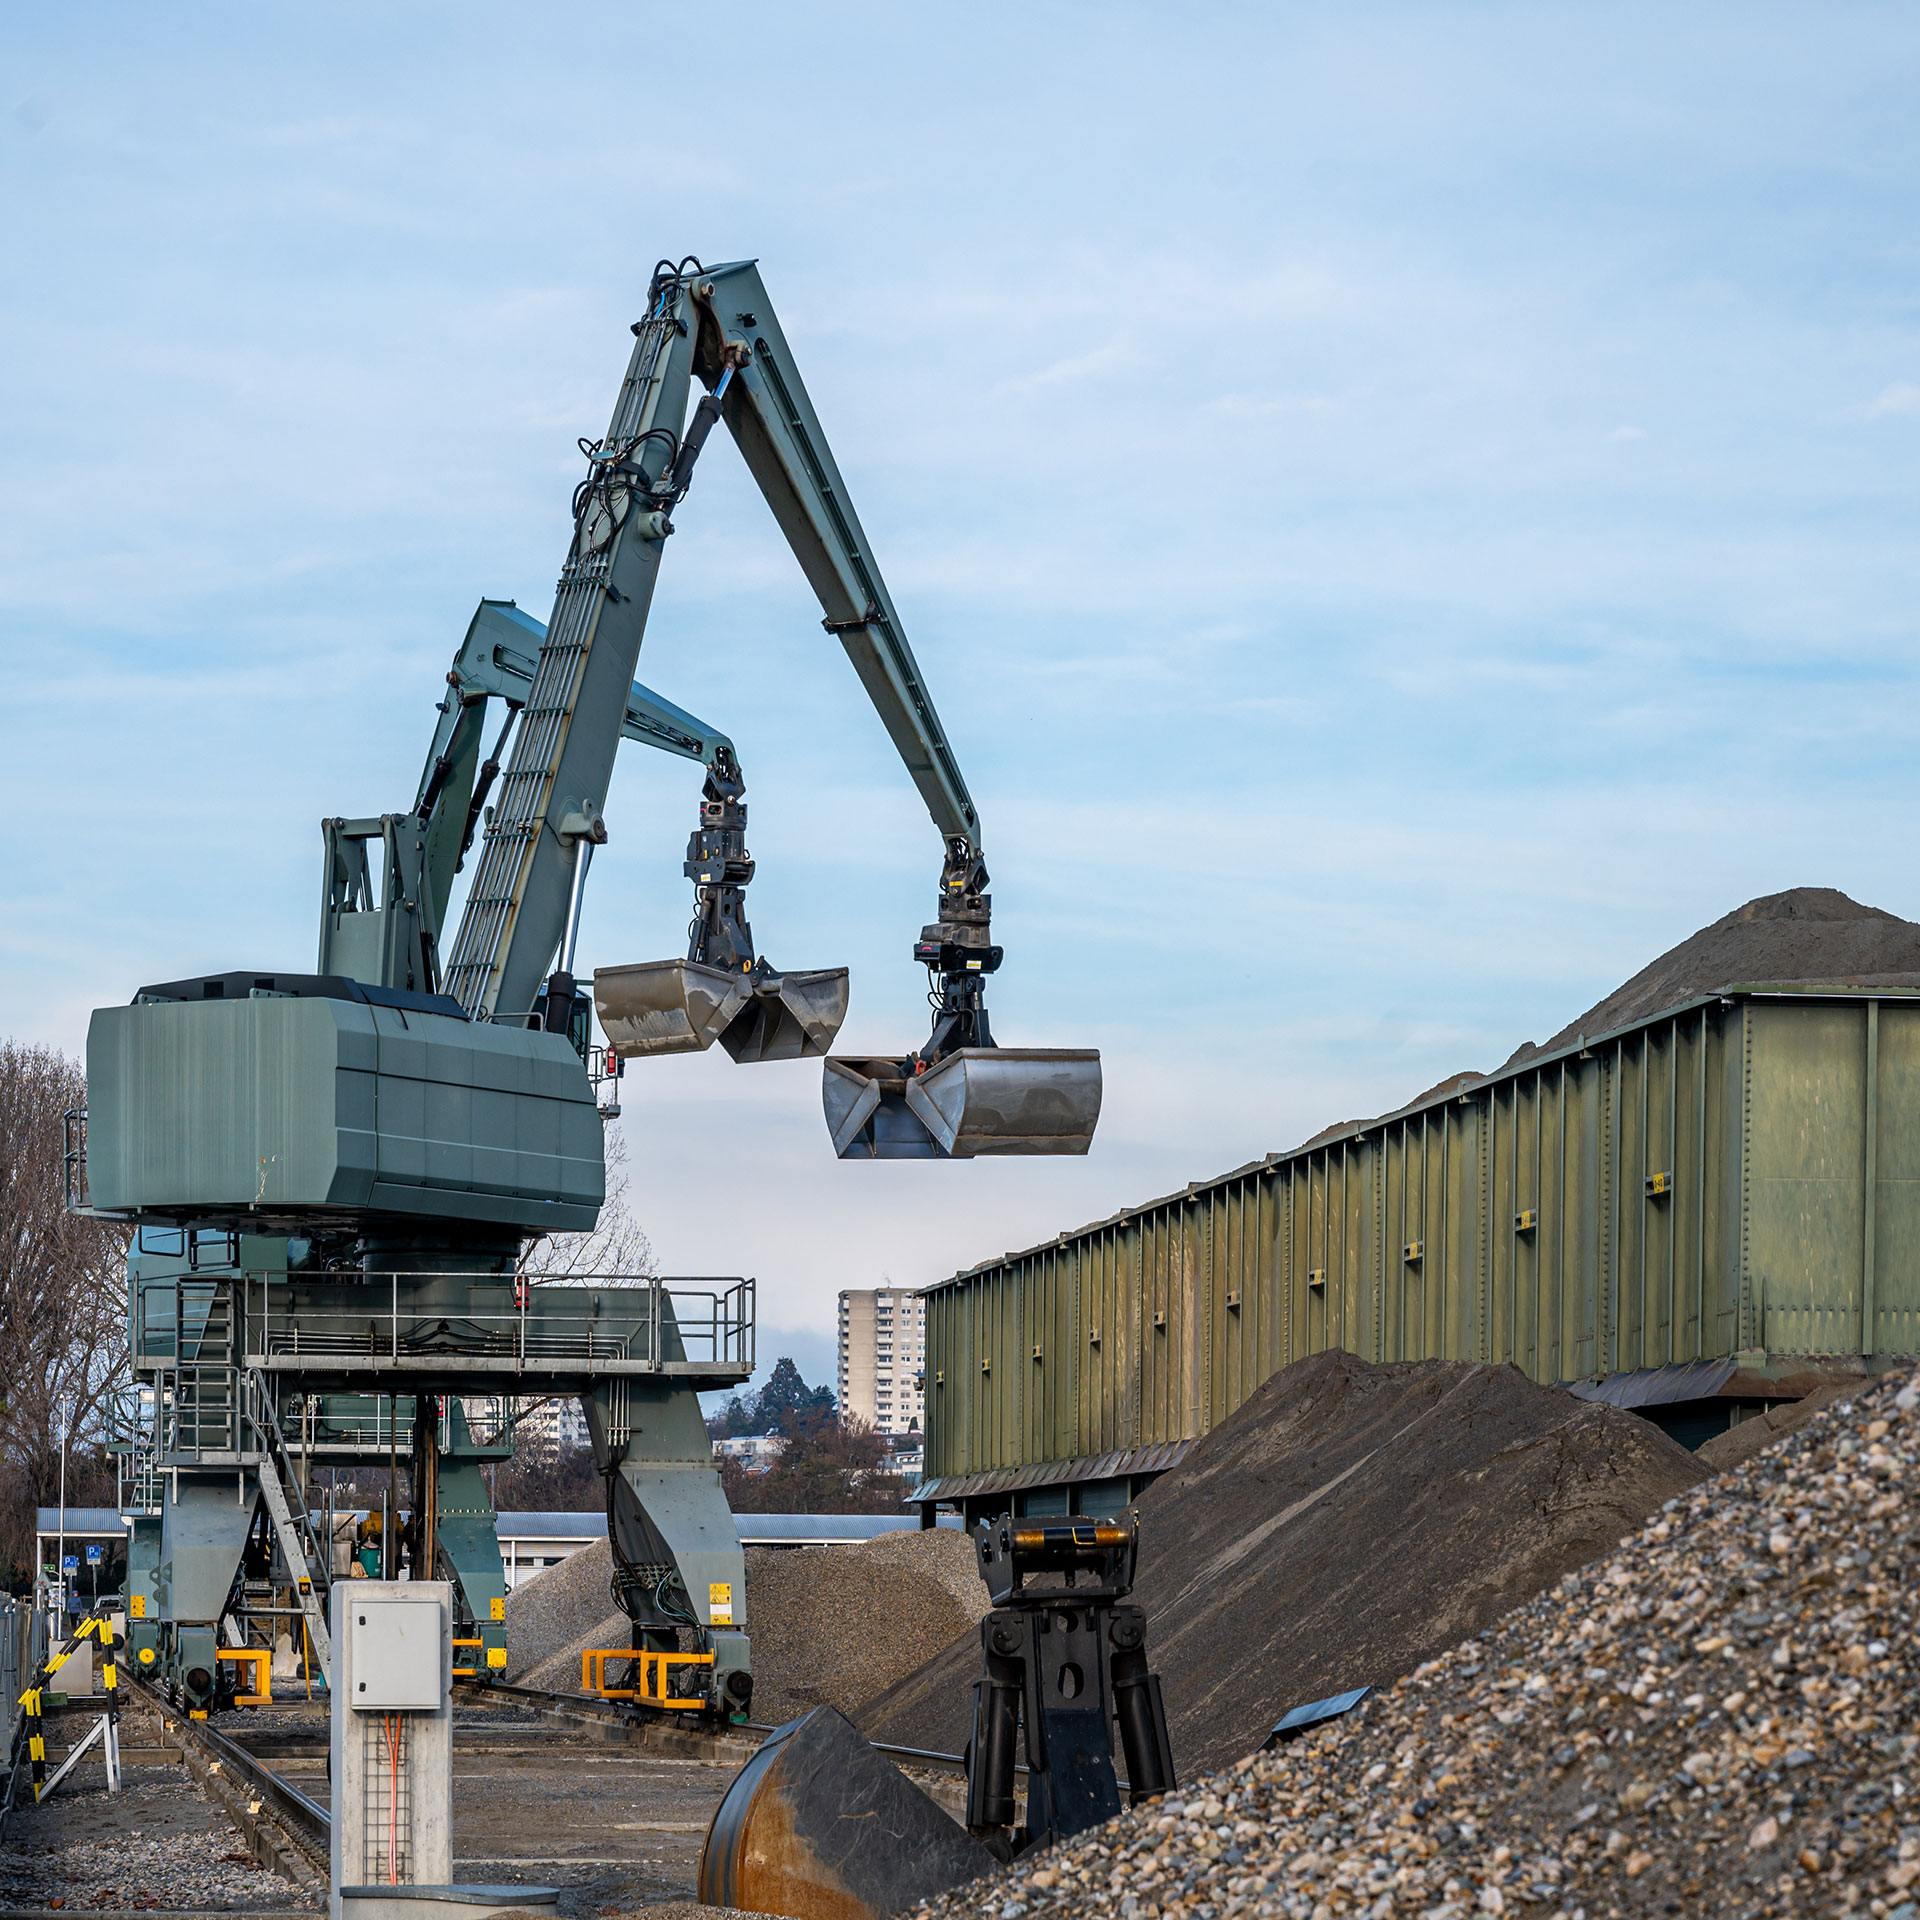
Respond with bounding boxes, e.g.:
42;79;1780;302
6;5;1920;1382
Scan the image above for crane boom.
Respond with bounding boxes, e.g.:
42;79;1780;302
695;263;981;853
436;254;1098;1156
442;270;700;1021
441;259;986;1024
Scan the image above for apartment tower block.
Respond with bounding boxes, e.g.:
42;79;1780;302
836;1287;925;1436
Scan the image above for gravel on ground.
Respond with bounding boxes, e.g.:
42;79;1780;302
922;1361;1920;1920
0;1700;320;1916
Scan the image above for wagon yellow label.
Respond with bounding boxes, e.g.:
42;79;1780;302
708;1581;735;1625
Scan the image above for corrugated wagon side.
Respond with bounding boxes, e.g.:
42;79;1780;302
915;987;1920;1523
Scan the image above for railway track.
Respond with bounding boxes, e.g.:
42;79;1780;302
95;1673;1009;1907
454;1675;1018;1779
124;1674;330;1887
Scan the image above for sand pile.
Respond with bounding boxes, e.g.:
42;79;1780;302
504;1525;988;1719
929;1367;1920;1920
858;1351;1707;1772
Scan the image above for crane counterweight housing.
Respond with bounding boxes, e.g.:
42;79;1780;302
87;972;603;1232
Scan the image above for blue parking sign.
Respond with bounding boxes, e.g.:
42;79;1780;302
85;1544;102;1563
61;1555;77;1572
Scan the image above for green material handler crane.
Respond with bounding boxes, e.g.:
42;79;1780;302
77;256;1099;1723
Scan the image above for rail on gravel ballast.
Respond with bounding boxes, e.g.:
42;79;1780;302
125;1673;330;1884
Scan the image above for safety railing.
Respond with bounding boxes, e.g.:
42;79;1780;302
580;1646;713;1709
61;1107;87;1212
0;1595;24;1816
215;1647;272;1705
242;1272;755;1378
109;1386;164;1513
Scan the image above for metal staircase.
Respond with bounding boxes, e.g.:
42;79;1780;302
246;1383;334;1684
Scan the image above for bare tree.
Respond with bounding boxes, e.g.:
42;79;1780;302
522;1122;655;1282
719;1414;907;1516
0;1041;131;1586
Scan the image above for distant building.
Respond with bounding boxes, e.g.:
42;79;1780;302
515;1394;589;1459
837;1287;926;1437
713;1433;786;1471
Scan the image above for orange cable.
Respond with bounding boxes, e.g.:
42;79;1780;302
387;1712;399;1884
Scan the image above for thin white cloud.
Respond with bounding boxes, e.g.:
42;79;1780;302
1869;382;1920;420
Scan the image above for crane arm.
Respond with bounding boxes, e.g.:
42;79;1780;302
679;264;999;1043
441;267;703;1022
443;258;997;1046
684;262;981;856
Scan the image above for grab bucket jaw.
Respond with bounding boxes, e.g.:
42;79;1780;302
595;960;850;1064
699;1706;993;1920
823;1048;1102;1160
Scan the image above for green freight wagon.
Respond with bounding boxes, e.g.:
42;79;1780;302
914;987;1918;1523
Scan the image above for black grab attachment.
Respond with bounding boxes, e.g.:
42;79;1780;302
963;1512;1175;1859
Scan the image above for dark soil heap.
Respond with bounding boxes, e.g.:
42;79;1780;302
1514;886;1920;1065
860;1351;1705;1774
927;1368;1920;1920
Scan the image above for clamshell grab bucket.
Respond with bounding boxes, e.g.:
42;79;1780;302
822;1047;1102;1159
595;960;849;1064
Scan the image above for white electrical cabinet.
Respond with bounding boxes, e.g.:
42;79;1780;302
347;1598;444;1711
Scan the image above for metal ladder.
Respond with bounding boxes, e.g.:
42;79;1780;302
171;1280;236;1457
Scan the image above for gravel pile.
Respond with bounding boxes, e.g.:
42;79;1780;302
519;1604;631;1693
507;1526;988;1719
860;1524;990;1617
504;1537;617;1679
1307;889;1920;1136
743;1530;986;1727
1514;886;1920;1067
863;1352;1706;1772
924;1364;1920;1920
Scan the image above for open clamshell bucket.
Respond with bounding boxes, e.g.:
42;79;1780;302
595;960;849;1064
823;1048;1102;1159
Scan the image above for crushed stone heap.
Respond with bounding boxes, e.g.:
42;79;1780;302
861;1351;1706;1773
739;1526;987;1726
924;1365;1920;1920
504;1526;988;1717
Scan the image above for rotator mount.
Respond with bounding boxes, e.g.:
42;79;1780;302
913;838;1003;1066
964;1513;1176;1858
683;747;759;977
591;748;850;1066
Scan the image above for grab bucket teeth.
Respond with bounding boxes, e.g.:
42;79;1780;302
595;960;849;1064
822;1047;1102;1160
